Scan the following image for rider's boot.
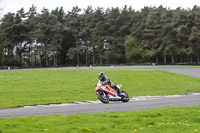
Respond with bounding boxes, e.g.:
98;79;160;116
114;86;122;96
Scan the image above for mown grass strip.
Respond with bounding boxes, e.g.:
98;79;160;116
0;106;200;133
0;70;199;108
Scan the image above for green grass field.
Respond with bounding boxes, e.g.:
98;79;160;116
0;69;200;133
0;70;200;108
0;106;200;133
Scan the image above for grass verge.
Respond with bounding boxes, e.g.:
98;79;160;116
0;70;199;108
0;106;200;133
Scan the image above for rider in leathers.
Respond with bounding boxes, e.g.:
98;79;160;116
98;72;121;95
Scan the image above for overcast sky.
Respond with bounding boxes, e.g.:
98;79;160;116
1;0;200;16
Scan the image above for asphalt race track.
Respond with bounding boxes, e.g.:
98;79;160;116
13;66;200;78
0;67;200;117
0;93;200;118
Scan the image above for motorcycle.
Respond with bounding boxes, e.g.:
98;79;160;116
95;83;129;104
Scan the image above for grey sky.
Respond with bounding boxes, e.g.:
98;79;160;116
1;0;200;16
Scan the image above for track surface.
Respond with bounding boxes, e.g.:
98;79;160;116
0;67;200;117
14;66;200;78
0;93;200;118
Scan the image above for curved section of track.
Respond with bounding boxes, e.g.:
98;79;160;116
1;67;199;117
14;67;200;78
0;93;200;118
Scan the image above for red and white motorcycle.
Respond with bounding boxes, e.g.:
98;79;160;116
95;83;129;104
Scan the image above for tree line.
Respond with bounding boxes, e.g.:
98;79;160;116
0;5;200;67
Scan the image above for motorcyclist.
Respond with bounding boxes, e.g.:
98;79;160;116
97;72;121;95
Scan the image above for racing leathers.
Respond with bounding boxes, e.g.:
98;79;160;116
98;75;121;95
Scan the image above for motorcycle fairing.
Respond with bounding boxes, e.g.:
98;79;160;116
95;84;122;98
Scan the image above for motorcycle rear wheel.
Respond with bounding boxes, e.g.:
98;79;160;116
97;91;109;104
120;90;129;102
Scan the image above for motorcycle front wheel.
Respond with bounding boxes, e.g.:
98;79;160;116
97;91;109;104
120;90;129;102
